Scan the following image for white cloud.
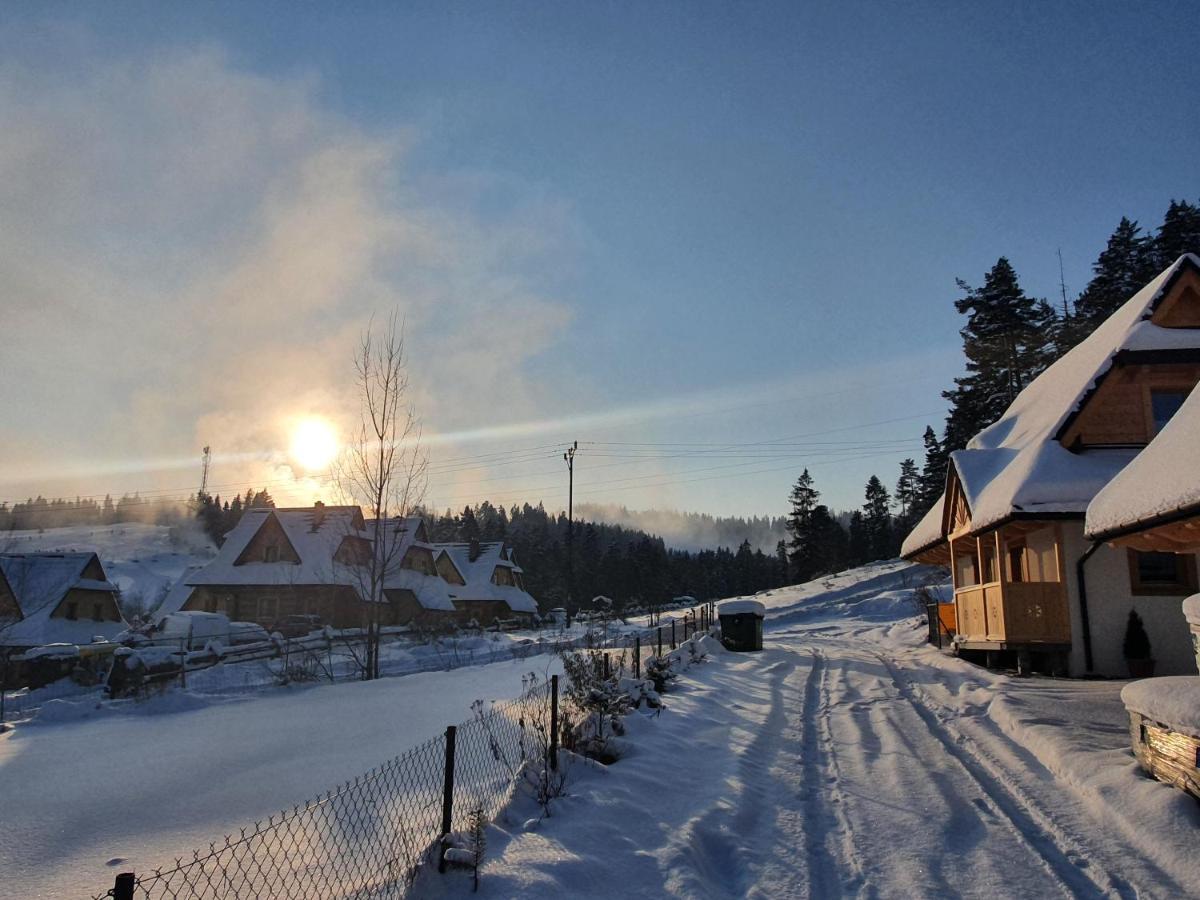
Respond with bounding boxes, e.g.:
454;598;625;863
0;46;576;504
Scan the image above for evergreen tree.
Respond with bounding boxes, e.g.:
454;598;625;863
894;458;919;533
1072;218;1156;333
862;475;893;561
1153;199;1200;269
916;425;948;514
808;505;848;576
846;511;869;567
943;258;1052;452
785;469;820;582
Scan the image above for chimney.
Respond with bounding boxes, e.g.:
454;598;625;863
311;501;326;532
469;538;481;562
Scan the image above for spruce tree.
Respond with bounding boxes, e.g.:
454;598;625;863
846;511;868;567
808;505;848;576
894;458;919;534
785;469;820;582
1153;199;1200;269
942;258;1052;453
1072;218;1156;333
862;475;893;561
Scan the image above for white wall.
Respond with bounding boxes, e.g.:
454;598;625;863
1061;523;1197;677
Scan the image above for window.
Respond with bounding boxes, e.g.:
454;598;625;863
980;544;997;584
92;602;103;621
1151;389;1189;434
264;545;280;563
1008;545;1026;583
65;601;78;620
1129;549;1198;595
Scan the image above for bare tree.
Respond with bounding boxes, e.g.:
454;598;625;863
333;312;428;680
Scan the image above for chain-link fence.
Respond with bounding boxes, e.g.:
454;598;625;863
95;603;718;900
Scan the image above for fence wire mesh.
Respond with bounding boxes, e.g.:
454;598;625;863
94;684;552;900
95;604;715;900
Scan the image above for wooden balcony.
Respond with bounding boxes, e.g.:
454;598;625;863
955;580;1070;646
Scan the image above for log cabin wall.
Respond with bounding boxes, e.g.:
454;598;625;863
185;584;368;629
1060;363;1200;448
50;588;123;622
234;515;301;565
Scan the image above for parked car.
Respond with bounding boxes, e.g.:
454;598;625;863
138;611;265;650
270;614;324;639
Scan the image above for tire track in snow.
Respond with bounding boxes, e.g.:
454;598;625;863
863;647;1138;899
795;647;867;898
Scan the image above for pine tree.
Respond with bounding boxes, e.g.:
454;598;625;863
785;470;820;582
916;426;948;515
846;511;868;566
808;505;848;576
894;458;919;532
943;258;1052;452
1072;218;1156;333
1153;199;1200;269
862;475;893;561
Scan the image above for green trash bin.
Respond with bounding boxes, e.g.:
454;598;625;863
717;600;764;652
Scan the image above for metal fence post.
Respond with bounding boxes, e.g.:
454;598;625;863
112;872;135;900
439;725;457;873
634;635;640;678
657;626;662;657
550;675;559;771
671;620;676;650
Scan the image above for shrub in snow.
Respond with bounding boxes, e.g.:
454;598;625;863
1123;610;1153;673
560;650;632;763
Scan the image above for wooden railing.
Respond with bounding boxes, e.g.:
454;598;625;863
954;580;1069;644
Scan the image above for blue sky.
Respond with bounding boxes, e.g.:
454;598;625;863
0;2;1195;520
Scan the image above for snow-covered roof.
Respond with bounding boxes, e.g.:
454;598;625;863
905;254;1200;548
718;599;765;616
185;506;365;590
384;567;457;612
899;495;946;558
0;552;124;647
435;541;539;614
1086;382;1200;540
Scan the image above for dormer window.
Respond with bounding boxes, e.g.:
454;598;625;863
264;545;280;563
1150;389;1188;434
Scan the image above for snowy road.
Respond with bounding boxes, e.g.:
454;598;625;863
447;565;1200;899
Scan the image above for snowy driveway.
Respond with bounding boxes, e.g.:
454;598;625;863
454;567;1200;898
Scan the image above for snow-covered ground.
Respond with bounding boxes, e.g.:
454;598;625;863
425;562;1200;899
7;558;1199;899
0;655;562;899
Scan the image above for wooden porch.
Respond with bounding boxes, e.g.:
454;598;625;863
950;522;1071;648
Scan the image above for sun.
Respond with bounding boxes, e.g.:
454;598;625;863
289;417;339;472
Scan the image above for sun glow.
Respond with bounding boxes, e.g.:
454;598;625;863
289;417;339;472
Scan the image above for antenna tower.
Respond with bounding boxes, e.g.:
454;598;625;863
199;446;211;500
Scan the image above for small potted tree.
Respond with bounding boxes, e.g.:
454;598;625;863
1123;610;1155;678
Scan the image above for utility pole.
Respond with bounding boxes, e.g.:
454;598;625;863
563;441;577;610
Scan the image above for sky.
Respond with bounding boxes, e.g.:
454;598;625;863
0;1;1196;522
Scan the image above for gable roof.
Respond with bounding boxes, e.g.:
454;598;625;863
902;255;1200;553
1086;381;1200;541
434;541;538;614
185;506;367;590
0;552;123;647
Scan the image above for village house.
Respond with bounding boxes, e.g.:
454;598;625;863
433;539;539;624
166;504;456;629
902;254;1200;677
0;552;125;651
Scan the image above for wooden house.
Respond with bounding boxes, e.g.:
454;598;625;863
170;505;457;629
433;540;538;624
903;254;1200;677
0;552;125;650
